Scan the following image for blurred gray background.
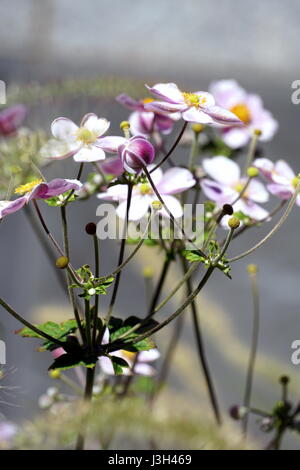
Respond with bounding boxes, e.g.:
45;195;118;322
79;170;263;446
1;0;300;449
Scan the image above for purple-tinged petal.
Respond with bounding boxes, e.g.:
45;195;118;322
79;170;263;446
96;136;126;153
267;183;294;200
145;101;186;114
274;160;295;181
97;184;129;202
205;105;242;125
0;196;27;219
27;179;82;200
0;104;27;136
200;179;236;205
182;107;213;124
247;179;269;203
202;156;240;185
40;139;80;161
158;195;183;218
195;91;215;108
156;167;195;195
209;80;246;109
145;83;184;104
253;158;275;182
100;156;124;176
129;111;155;137
116;93;142;111
237;199;269;221
120;137;155;173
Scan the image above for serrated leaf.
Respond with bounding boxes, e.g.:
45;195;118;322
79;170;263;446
16;319;78;341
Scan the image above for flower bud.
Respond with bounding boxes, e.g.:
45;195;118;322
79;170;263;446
247;264;258;275
222;204;233;215
85;222;97;235
191;123;204;134
142;266;154;278
228;216;240;230
254;128;262;136
247;167;259;178
151;200;162;211
55;256;69;269
49;370;61;380
119;136;155;174
88;288;96;296
229;405;247;420
120;121;130;131
279;375;290;385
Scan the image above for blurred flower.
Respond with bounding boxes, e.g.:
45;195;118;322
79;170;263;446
254;158;300;204
99;328;160;376
201;156;269;223
98;166;195;220
0;178;82;219
117;93;179;137
119;136;155;174
42;113;124;162
0;104;27;137
0;421;17;448
209;80;278;148
144;82;241;125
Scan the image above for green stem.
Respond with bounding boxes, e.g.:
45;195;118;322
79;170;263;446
85;299;92;353
75;366;95;450
63;162;84;206
92;235;100;345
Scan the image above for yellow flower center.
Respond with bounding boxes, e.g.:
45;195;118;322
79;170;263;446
75;127;98;145
139;183;152;195
292;176;300;188
142;97;154;104
15;178;43;195
183;92;207;108
121;350;136;361
230;103;251;124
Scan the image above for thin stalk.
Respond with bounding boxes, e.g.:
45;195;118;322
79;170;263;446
92;234;100;345
150;121;188;173
243;131;259;175
188;132;199;171
181;257;222;425
63;162;84;206
242;269;260;435
75;366;96;450
60;206;85;343
85;299;92;353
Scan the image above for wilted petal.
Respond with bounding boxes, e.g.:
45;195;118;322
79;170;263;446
202;156;240;185
146;82;184;104
74;146;106;162
51;117;78;143
156;167;195;195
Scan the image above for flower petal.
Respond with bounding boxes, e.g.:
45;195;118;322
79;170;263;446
253;158;274;182
99;356;115;375
82;114;110;137
145;82;184;104
209;80;246;109
96;136;126;153
117;195;150;221
200;179;236;205
145;101;185;114
222;128;249;149
40;139;79;161
206;105;242;125
0;197;27;219
267;183;293;200
73;146;106;162
159;195;183;218
51;117;78;143
182;107;213;124
116;93;142;110
138;349;160;362
100;157;124;176
202;156;240;185
247;179;269;203
156;167;195;195
0;104;27;136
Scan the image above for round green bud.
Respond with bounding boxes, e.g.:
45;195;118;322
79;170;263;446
254;128;262;136
142;266;154;279
247;264;258;275
85;222;97;235
292;177;300;188
55;256;69;269
120;121;130;131
191;123;204;134
228;216;240;230
152;200;162;211
247;167;259;178
49;370;61;380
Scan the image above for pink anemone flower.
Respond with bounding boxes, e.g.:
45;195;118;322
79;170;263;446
254;158;300;205
144;82;242;126
209;80;278;149
116;93;179;137
0;104;27;137
98;166;195;221
0;178;82;219
200;156;269;225
41;113;125;163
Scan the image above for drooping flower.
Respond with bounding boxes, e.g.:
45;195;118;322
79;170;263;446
116;93;179;137
0;104;27;137
41;113;124;162
0;178;82;219
209;80;278;148
201;156;269;223
144;82;242;125
98;166;195;220
254;158;300;204
99;328;160;376
119;135;155;174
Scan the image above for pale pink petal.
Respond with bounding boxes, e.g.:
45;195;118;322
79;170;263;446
97;184;129;202
101;327;110;345
117;195;150;221
253;158;274;182
138;349;160;362
82;114;110;137
51;117;78;143
51;347;66;359
145;101;186;114
182;107;213;124
238;199;269;220
156;167;195;195
99;356;115;375
145;83;184;104
202;156;240;185
134;363;156;376
116;93;142;111
100;157;124;176
40;139;79;161
195;91;215;108
209;80;246;109
274;160;295;181
222;128;250;149
96;136;126;153
200;179;236;205
73;146;106;162
147;165;164;186
0;104;27;136
206;105;242;125
159;195;183;218
247;179;269;203
129;111;155;137
0;197;27;219
267;183;293;200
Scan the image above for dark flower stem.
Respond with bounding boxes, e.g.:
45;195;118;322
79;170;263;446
63;162;84;206
75;366;96;450
92;234;100;345
150;121;188;173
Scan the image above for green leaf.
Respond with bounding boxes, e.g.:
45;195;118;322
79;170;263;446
111;356;130;375
49;353;97;371
45;190;76;207
16;319;78;341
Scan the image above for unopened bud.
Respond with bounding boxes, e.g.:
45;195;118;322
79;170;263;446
222;204;233;215
88;288;96;296
120;121;130;131
85;222;97;235
254;129;262;137
247;264;258;275
228;216;240;230
142;266;154;278
247;167;259;178
229;405;247;421
49;370;61;380
279;375;290;385
192;123;204;134
55;256;69;269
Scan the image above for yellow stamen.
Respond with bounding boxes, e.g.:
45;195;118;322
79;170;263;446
75;127;98;145
292;176;300;188
183;92;207;108
15;178;43;195
140;183;152;195
230;103;251;124
142;97;154;104
121;350;136;361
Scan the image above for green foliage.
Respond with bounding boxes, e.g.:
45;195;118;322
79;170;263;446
16;319;78;346
45;190;77;207
71;265;114;300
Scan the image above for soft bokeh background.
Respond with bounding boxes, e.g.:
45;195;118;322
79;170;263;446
1;0;300;449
